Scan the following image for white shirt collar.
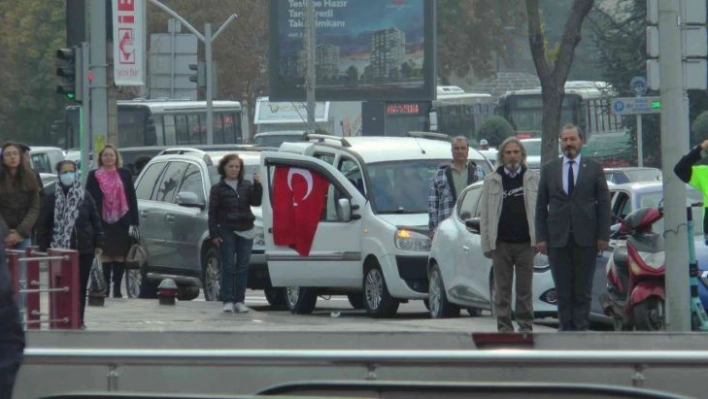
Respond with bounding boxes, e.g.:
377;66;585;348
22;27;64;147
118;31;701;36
563;154;581;165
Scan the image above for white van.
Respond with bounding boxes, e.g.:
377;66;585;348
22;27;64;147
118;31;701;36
29;146;65;174
260;133;493;318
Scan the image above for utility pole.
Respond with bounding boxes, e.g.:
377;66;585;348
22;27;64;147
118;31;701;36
658;0;690;331
90;0;109;149
147;0;236;144
305;0;317;133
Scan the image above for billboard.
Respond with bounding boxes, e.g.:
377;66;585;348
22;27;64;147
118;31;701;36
269;0;435;102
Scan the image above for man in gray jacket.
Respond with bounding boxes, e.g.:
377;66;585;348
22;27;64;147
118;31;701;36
480;137;539;332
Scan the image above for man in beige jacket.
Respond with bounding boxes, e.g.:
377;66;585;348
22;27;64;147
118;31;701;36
479;137;539;332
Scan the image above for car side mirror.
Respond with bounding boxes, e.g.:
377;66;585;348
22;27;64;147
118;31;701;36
176;192;204;209
465;218;481;233
337;198;352;222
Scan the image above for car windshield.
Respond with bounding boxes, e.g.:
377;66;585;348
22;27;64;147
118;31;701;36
522;140;541;157
366;160;445;214
636;188;704;234
207;164;259;186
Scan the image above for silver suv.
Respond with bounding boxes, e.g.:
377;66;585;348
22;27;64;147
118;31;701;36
126;146;284;307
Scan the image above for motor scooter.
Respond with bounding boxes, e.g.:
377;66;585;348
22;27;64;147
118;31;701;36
600;207;665;331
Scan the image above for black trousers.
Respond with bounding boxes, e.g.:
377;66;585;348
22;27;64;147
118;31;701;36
0;295;24;399
548;234;597;331
78;253;94;324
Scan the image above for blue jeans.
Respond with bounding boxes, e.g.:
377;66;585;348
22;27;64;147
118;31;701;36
219;229;253;304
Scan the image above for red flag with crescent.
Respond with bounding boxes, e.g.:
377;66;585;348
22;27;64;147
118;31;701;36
272;166;329;256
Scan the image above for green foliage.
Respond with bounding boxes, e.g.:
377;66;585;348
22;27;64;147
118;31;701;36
591;0;708;166
437;0;526;80
477;116;515;147
0;0;66;144
692;111;708;144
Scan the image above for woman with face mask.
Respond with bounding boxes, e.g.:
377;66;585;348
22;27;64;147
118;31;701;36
37;160;104;329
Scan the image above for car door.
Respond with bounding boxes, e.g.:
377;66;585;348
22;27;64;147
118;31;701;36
134;161;168;267
164;162;207;275
456;185;489;303
149;161;188;269
261;151;366;289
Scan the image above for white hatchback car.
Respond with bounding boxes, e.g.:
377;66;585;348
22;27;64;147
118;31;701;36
427;181;557;318
261;133;494;318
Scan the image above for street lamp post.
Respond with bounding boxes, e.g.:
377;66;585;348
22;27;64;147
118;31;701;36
147;0;237;144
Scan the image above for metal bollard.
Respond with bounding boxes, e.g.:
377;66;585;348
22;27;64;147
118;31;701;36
48;249;80;330
157;279;178;305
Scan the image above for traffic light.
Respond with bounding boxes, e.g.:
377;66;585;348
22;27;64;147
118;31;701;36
189;62;206;87
56;46;83;103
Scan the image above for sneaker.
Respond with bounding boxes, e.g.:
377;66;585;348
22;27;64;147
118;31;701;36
234;302;249;313
222;303;234;313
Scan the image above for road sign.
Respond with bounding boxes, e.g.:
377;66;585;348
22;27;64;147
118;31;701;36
630;76;648;96
611;97;662;116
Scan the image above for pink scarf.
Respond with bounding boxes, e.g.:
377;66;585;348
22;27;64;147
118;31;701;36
95;168;129;224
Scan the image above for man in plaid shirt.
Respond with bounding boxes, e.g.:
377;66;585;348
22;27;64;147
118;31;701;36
428;136;484;238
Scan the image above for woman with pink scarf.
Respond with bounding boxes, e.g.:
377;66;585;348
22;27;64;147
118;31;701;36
86;145;139;298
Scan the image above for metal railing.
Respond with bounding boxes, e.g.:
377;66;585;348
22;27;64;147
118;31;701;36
22;348;708;392
6;248;81;330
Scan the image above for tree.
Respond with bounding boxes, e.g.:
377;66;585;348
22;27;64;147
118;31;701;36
477;116;515;147
590;0;708;167
437;0;526;81
526;0;595;163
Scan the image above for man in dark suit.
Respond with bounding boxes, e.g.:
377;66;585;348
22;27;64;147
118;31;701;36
0;228;26;398
535;124;611;331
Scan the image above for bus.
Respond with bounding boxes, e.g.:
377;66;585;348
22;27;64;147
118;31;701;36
432;85;496;138
362;86;497;138
56;99;245;149
497;81;622;140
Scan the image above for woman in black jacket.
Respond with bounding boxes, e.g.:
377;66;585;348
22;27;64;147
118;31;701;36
37;160;104;328
85;144;139;298
208;153;262;314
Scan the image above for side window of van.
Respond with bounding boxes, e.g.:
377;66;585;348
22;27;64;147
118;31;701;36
30;154;51;174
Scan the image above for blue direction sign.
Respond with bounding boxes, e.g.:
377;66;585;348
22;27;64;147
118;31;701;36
630;76;648;96
611;96;662;116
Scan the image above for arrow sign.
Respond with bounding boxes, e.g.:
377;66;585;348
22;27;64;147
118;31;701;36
611;96;662;116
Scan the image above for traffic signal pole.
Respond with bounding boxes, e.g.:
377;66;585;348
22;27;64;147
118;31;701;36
80;42;91;185
659;0;690;331
90;0;108;150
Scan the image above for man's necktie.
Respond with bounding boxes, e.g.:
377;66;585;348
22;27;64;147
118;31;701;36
568;160;575;196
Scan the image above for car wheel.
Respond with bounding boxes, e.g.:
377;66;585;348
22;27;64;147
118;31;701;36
363;262;399;318
201;246;221;302
125;264;157;299
125;269;141;298
286;287;318;314
264;286;287;310
177;285;200;301
428;264;460;318
467;308;483;317
347;293;365;309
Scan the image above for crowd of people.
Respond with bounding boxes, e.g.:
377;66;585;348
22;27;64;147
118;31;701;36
428;125;612;332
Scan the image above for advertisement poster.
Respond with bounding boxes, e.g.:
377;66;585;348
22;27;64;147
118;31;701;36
269;0;435;102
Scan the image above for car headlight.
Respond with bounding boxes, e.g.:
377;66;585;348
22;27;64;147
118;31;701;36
394;229;431;252
533;253;550;271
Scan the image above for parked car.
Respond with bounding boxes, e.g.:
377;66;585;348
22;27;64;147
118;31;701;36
125;146;283;307
28;146;64;174
604;167;662;184
261;133;494;317
427;182;557;319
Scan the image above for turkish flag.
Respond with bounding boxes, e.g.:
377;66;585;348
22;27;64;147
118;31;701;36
272;166;329;256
